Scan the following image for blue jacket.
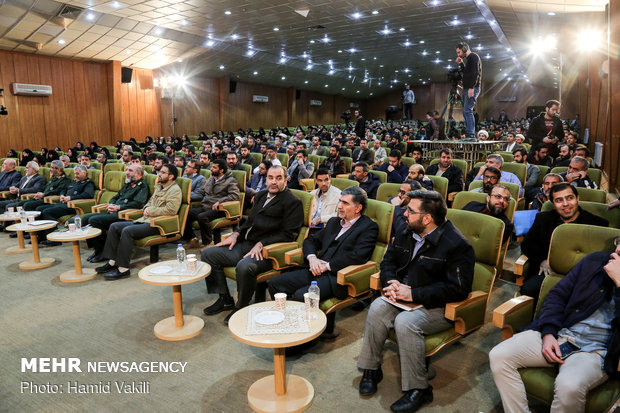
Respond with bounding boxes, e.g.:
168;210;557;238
349;172;380;199
526;252;620;376
377;162;409;183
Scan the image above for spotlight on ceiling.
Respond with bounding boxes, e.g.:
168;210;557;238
577;30;601;51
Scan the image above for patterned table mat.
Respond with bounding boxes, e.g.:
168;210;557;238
245;305;310;335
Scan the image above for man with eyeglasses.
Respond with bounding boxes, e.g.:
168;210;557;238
94;164;182;280
357;190;475;412
470;167;501;195
463;184;514;243
490;235;620;412
520;183;608;302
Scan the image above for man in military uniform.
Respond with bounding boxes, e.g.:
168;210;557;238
80;164;149;262
21;160;70;211
37;165;95;246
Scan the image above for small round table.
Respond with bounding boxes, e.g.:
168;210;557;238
138;260;211;341
6;220;57;270
228;301;327;413
47;227;102;283
0;211;41;254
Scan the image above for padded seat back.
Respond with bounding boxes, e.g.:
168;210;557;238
289;189;314;245
100;171;126;204
331;177;359;191
376;183;401;203
468;179;520;201
551;166;602;188
276;153;289;167
401;157;415;167
428;175;448;199
342;156;352;173
429;158;468;177
364;199;394;264
369;170;387;183
104;163;124;173
250;153;262;166
497;151;515;162
446;209;504;293
502;162;527;187
535;165;550;187
143;173;158;196
576;187;606;203
231;170;246;193
38;167;50;182
199;169;211;180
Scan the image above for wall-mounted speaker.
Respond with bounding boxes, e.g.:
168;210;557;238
296;90;301;100
229;80;237;93
121;67;133;83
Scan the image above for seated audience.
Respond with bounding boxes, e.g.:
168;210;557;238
471;166;500;194
309;136;328;156
528;146;553;167
350;162;380;199
95;164;182;280
529;173;563;211
310;169;341;227
183;159;240;249
38;165;95;246
201;166;304;324
226;152;245;172
0;161;45;217
320;146;346;177
463;184;514;243
59;155;71;168
552;144;575;168
21;160;70;211
520;183;609;301
183;159;207;201
287;150;314;190
0;159;22;192
406;164;433;191
268;186;378;301
377;150;408;184
246;160;271;199
512;148;540;189
559;156;598;189
351;138;374;167
426;148;464;194
467;154;522;195
239;144;257;169
503;132;524;152
489;241;620;412
357;190;475;411
80;164;148;262
372;139;388;168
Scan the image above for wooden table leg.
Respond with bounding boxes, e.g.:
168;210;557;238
152;284;204;341
273;348;286;396
72;240;82;275
17;230;25;249
19;232;55;270
59;240;96;282
172;285;184;327
6;230;32;254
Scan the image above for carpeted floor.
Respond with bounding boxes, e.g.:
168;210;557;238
1;234;528;413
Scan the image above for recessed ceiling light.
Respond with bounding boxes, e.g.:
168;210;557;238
338;50;343;53
328;70;335;75
306;64;313;70
155;28;163;35
435;50;440;54
430;0;439;6
379;64;384;68
342;87;345;90
361;58;366;61
403;40;411;47
452;18;460;26
547;11;555;16
404;68;410;73
281;76;286;80
224;10;231;15
321;35;330;43
309;40;315;44
373;56;377;60
381;26;392;35
125;50;131;54
419;40;425;44
370;93;373;96
324;84;329;87
181;19;187;26
57;39;66;44
246;50;255;57
231;34;239;40
356;90;360;93
219;65;225;69
253;71;258;75
399;27;405;32
372;10;379;15
348;48;357;53
273;27;279;31
112;1;120;8
86;13;95;20
465;33;473;40
279;57;287;64
304;80;309;84
206;40;215;47
421;50;428;56
352;12;362;19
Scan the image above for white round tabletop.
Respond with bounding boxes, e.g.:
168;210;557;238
6;220;58;232
228;301;327;349
0;211;41;222
47;227;102;242
138;260;211;286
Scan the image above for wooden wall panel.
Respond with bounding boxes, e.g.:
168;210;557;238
476;81;558;122
223;81;288;130
118;67;161;140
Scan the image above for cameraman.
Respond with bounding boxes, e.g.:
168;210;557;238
456;42;482;140
402;84;415;120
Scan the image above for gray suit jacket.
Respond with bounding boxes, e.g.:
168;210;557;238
17;174;46;196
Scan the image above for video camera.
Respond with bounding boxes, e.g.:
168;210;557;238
446;68;463;85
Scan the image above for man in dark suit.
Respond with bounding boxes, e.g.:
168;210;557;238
425;149;464;194
351;138;374;167
268;186;378;301
0;161;45;214
201;165;304;323
354;109;366;138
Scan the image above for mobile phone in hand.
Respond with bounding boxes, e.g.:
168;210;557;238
559;341;580;360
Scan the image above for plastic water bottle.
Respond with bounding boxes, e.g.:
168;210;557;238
176;244;186;271
19;207;26;224
308;281;320;320
74;215;82;231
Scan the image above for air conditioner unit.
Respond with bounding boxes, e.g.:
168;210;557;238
252;95;268;103
12;83;52;96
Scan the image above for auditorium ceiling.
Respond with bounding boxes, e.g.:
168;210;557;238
0;0;608;97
